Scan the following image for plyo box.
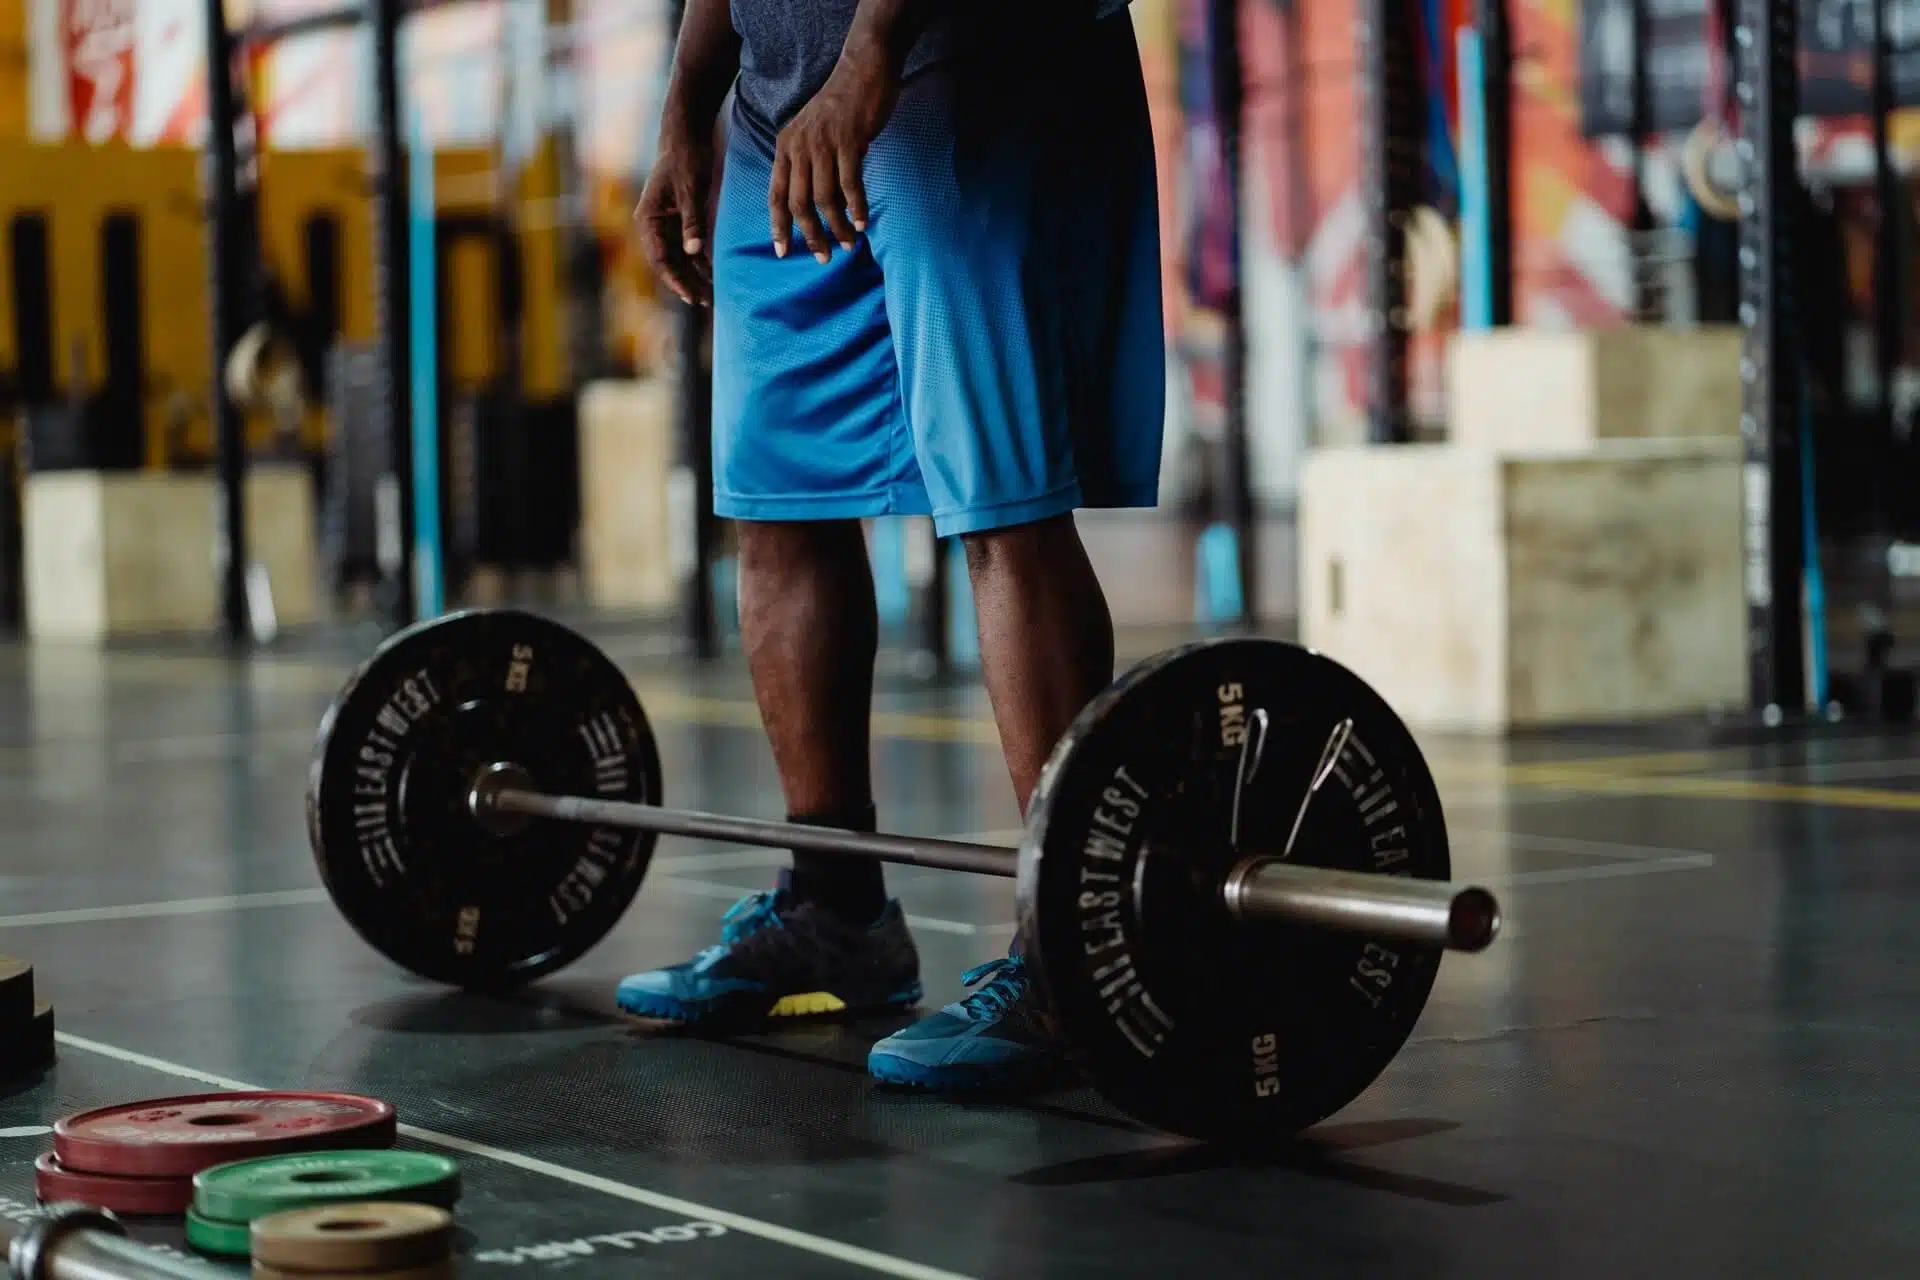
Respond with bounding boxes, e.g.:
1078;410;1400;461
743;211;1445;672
24;466;318;641
577;378;676;611
1447;326;1743;452
1298;438;1746;731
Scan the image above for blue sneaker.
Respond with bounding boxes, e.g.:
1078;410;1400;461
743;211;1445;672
616;889;922;1024
867;954;1059;1091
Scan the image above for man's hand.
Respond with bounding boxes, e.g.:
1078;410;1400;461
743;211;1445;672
768;33;901;263
635;121;717;307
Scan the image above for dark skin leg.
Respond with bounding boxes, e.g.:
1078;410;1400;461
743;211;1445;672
735;520;886;918
962;514;1116;814
738;514;1113;920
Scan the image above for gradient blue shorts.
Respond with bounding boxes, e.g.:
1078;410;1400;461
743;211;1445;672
710;13;1166;537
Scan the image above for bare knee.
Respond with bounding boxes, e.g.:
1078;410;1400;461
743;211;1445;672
959;514;1080;579
737;520;868;576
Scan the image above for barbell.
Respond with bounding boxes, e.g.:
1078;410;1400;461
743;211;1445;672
307;609;1499;1142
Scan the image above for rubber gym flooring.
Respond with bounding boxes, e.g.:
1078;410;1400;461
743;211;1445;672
0;622;1915;1278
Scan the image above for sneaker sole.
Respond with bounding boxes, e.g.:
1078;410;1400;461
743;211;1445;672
867;1050;1055;1094
617;984;922;1025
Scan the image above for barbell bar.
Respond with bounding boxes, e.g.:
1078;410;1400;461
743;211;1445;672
4;1204;233;1280
309;609;1499;1142
470;774;1500;953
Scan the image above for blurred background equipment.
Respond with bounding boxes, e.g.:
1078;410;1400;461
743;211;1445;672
0;0;1910;726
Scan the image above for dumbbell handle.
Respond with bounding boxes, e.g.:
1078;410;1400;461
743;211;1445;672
477;782;1500;953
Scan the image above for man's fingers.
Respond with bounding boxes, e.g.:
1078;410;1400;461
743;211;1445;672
768;147;794;257
675;172;707;255
684;255;713;307
661;254;702;306
839;145;869;234
818;148;858;250
634;215;694;305
786;152;832;263
663;249;709;307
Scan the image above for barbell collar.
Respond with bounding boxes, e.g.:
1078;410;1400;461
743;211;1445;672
1223;857;1500;952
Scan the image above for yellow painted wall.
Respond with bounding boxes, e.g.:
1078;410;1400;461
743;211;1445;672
0;137;567;463
0;0;24;140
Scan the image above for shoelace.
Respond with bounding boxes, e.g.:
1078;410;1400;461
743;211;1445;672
958;955;1028;1021
691;891;786;969
720;891;784;943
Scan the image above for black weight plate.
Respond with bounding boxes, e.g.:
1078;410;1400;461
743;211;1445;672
0;955;32;1033
1019;638;1450;1143
308;610;661;988
1;1003;54;1080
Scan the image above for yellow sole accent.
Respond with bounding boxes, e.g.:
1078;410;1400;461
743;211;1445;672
769;991;849;1017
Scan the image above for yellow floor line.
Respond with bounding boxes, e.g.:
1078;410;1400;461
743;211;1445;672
49;647;1920;811
1461;768;1920;812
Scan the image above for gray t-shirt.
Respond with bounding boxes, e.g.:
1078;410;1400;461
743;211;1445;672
729;1;1132;151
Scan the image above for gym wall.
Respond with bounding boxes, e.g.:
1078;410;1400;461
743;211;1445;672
0;137;568;464
0;0;24;139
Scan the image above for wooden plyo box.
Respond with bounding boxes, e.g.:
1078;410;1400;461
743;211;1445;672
1447;326;1743;452
24;466;318;641
577;378;675;611
1298;439;1746;731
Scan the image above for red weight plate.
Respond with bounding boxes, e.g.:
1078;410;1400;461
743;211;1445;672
34;1151;194;1216
54;1092;398;1179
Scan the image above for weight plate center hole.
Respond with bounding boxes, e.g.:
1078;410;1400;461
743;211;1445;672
469;761;539;838
189;1114;252;1126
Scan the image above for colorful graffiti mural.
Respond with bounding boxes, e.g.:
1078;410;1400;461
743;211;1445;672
1233;0;1636;433
19;0;1668;484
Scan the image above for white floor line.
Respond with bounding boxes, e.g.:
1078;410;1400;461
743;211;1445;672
1455;830;1709;860
111;730;317;765
655;877;1010;936
1453;831;1718;887
0;889;330;930
0;876;1017;937
1487;854;1715;887
0;830;1716;934
650;849;792;874
51;1032;976;1280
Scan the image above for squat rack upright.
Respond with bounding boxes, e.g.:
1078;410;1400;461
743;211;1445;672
200;0;427;641
201;0;594;639
1732;0;1810;722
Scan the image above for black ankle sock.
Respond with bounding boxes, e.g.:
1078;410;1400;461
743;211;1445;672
786;804;887;924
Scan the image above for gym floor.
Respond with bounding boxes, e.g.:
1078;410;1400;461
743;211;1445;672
0;621;1915;1278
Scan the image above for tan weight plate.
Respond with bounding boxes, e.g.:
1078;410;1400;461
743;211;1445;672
251;1202;453;1273
1403;204;1460;332
1683;118;1743;221
251;1261;456;1280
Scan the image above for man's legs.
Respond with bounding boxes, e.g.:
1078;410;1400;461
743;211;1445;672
734;519;886;921
615;517;923;1021
963;517;1115;814
615;110;926;1024
863;10;1163;1089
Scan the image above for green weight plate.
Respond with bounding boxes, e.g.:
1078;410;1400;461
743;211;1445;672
184;1206;252;1258
194;1149;460;1224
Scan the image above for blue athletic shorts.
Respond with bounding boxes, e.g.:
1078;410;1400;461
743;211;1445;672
709;13;1166;537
